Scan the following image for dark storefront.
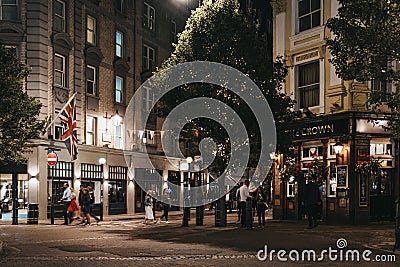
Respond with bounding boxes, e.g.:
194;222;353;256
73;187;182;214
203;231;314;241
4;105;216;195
274;112;398;224
47;161;73;218
134;168;163;212
108;166;127;215
80;163;103;216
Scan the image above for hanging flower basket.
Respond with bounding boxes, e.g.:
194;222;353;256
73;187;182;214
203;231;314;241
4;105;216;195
279;160;300;182
305;158;328;183
356;154;381;176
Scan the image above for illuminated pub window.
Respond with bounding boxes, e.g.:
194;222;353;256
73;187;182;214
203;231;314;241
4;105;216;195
328;162;337;197
80;163;102;203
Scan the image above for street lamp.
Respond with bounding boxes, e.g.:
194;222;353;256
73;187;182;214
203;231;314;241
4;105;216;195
182;156;193;227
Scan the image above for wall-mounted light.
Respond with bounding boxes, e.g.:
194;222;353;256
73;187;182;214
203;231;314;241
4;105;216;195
333;141;344;155
99;157;106;165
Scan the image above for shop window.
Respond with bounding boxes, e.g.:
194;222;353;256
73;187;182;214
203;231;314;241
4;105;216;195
81;163;102;204
328;162;337;197
0;0;17;21
302;146;322;159
298;61;319;109
86;15;96;45
298;0;320;32
370;143;392;156
47;161;73;204
143;44;155;71
108;166;127;215
86;116;97;146
287;178;296;198
143;2;155;31
81;163;102;180
53;0;66;32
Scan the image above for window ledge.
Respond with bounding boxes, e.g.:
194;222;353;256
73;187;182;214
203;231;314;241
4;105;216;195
289;26;324;51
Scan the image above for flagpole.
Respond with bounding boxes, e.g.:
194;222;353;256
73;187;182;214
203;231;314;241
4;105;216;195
44;93;77;132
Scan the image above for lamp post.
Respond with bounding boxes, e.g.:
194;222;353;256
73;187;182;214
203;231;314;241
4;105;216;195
99;157;106;221
182;157;192;227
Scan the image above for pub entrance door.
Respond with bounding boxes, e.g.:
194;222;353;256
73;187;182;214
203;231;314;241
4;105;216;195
370;169;395;221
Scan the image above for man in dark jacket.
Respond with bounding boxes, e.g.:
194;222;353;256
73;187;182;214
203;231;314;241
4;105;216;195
303;178;320;229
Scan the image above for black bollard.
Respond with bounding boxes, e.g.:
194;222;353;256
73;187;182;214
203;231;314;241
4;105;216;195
182;207;190;227
196;206;204;226
394;200;400;252
100;202;104;221
50;203;55;225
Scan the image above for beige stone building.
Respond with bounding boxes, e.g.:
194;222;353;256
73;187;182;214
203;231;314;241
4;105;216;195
0;0;199;221
272;0;398;224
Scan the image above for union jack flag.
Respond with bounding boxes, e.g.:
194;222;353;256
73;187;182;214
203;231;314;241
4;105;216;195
60;94;78;160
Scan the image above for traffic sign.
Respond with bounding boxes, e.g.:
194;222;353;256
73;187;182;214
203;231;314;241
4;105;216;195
47;152;58;166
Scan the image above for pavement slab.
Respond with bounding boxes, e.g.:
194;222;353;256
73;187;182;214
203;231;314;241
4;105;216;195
0;213;399;266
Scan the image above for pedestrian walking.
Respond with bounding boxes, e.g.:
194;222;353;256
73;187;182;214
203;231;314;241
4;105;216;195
81;188;92;225
158;189;170;223
236;182;242;223
87;186;100;223
61;183;71;225
144;191;155;224
78;185;84;222
239;179;253;229
67;195;79;224
303;178;320;229
255;187;267;228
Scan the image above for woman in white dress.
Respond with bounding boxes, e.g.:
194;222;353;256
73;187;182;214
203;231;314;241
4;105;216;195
144;192;155;224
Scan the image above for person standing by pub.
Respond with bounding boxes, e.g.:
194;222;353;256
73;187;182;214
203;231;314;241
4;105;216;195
239;179;253;229
61;183;71;225
303;177;320;229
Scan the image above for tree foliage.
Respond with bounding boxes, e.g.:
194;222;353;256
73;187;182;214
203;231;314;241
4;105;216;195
0;45;44;163
157;0;298;175
327;0;400;135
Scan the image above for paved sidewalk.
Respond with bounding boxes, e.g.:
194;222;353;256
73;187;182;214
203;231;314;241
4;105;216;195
0;211;398;266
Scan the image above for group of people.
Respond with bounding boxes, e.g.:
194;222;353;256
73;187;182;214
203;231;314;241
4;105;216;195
236;179;269;229
61;183;100;226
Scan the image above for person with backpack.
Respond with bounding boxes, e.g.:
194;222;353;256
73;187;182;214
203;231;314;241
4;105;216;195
87;186;100;223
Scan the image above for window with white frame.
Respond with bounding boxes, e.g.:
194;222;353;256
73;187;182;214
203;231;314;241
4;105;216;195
54;54;66;87
143;2;155;31
143;44;155;71
86;65;96;95
143;86;155;111
170;20;177;44
114;124;122;149
298;0;320;32
86;116;97;146
0;0;17;20
53;0;66;32
115;76;123;103
370;143;392;156
298;61;319;109
86;15;96;45
328;162;337;197
115;31;123;57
